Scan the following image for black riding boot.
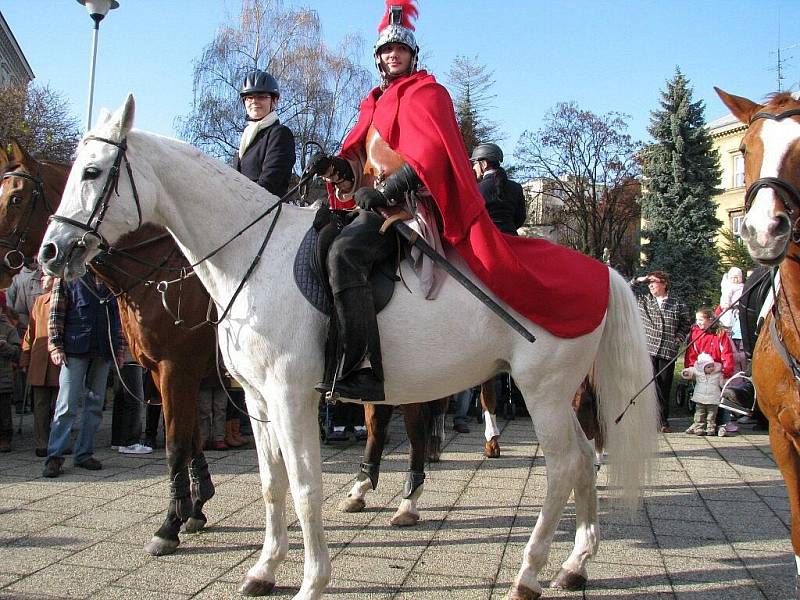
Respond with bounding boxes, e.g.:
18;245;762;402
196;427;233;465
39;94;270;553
325;285;385;402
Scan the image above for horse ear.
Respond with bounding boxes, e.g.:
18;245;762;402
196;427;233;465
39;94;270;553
119;94;135;136
98;108;113;126
7;139;30;165
715;87;761;125
0;145;8;171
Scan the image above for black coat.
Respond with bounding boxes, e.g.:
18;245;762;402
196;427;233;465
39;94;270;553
478;170;527;235
237;121;296;197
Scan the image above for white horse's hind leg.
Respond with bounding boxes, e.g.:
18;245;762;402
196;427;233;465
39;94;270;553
239;391;289;596
510;388;590;599
551;417;598;591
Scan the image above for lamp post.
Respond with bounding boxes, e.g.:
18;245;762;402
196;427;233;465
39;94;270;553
77;0;119;131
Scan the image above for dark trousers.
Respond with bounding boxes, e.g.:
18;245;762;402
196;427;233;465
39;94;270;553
0;391;12;441
327;210;394;294
651;355;674;426
33;387;58;450
110;364;144;447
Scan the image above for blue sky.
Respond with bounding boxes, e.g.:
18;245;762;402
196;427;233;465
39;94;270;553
4;1;800;157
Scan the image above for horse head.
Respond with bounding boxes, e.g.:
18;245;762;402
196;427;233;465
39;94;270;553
40;94;148;280
716;87;800;265
0;139;65;285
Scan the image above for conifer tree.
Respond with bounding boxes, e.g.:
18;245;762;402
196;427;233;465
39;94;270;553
640;68;721;309
445;55;500;154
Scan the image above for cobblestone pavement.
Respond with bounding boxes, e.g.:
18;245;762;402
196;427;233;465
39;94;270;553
0;408;794;599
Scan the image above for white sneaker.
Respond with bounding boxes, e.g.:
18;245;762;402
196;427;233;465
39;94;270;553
110;445;120;450
119;443;153;455
717;426;727;437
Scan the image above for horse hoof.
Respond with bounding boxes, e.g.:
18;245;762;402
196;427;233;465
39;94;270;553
551;567;587;591
506;582;541;600
390;511;420;527
484;436;501;458
239;576;275;596
338;496;366;513
183;516;207;533
144;535;179;556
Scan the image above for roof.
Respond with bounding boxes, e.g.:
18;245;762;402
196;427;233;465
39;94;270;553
0;10;34;82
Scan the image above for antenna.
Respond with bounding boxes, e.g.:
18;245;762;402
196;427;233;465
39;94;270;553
769;9;799;91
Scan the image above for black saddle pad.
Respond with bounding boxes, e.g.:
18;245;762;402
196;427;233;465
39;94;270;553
293;226;397;316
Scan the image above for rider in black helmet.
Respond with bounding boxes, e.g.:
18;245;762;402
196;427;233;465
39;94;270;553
236;69;296;197
470;143;526;236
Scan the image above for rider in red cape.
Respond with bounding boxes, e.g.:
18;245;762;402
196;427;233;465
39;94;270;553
336;71;610;338
311;0;609;403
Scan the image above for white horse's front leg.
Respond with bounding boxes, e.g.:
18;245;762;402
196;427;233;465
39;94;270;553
239;392;289;596
551;417;598;591
272;389;330;600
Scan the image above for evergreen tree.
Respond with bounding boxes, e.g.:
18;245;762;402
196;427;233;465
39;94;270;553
640;68;721;310
445;55;500;154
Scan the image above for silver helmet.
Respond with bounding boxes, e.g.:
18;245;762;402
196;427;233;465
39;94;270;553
374;1;419;79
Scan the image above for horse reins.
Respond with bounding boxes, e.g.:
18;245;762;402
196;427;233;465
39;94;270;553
0;169;55;269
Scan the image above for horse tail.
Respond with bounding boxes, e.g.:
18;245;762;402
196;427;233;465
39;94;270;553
594;268;659;511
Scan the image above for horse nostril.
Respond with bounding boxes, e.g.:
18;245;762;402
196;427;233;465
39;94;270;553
40;242;57;263
770;214;791;238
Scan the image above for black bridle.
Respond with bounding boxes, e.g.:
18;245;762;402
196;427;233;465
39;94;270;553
0;169;54;269
744;108;800;226
49;135;143;250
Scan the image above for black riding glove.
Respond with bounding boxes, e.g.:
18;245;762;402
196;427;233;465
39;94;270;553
306;153;354;183
354;187;389;211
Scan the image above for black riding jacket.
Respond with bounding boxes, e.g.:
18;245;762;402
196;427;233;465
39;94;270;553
237;121;296;197
478;170;527;235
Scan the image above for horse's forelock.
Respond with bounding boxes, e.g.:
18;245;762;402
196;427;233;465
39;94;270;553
764;92;800;111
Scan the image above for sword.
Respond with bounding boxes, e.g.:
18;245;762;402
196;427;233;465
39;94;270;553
376;207;536;343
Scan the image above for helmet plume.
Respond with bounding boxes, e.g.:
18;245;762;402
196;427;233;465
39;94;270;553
377;0;418;32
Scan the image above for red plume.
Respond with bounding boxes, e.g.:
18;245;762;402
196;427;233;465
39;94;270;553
377;0;418;32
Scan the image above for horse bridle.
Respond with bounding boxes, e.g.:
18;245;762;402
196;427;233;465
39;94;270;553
49;135;143;250
745;108;800;235
0;169;54;269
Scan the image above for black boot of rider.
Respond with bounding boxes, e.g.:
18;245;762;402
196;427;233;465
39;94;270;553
316;286;385;402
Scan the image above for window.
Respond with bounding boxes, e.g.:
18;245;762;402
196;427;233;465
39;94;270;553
731;214;744;239
733;153;745;188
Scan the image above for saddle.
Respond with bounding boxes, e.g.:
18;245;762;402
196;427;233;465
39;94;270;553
293;205;399;316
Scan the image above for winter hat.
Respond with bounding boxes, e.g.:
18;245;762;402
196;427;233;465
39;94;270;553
726;267;743;280
695;352;714;372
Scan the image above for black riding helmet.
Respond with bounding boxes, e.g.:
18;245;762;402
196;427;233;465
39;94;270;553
470;143;504;165
240;70;280;99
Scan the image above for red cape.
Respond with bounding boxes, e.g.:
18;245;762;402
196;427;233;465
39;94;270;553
332;71;609;338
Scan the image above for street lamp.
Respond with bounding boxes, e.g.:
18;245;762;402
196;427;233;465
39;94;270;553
77;0;119;131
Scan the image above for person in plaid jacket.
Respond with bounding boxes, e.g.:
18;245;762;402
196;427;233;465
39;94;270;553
632;271;692;432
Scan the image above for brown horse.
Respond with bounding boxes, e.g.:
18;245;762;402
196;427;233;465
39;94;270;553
716;88;800;598
0;140;217;555
0;140;440;532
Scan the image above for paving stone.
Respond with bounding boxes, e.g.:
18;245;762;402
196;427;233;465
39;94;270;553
4;563;120;598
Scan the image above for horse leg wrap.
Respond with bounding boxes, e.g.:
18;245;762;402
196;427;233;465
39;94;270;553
359;462;380;491
169;469;193;523
402;470;425;500
189;454;215;503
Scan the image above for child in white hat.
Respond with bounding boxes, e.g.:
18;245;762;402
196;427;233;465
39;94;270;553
681;352;723;436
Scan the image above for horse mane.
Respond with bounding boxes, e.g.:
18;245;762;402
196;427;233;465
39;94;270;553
764;91;800;110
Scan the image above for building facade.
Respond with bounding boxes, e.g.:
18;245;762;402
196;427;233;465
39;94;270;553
0;10;33;87
707;113;747;240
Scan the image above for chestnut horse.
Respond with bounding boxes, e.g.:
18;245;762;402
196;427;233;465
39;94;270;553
716;88;800;598
0;140;217;555
0;140;441;530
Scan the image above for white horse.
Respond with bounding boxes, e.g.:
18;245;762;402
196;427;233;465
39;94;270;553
39;96;658;600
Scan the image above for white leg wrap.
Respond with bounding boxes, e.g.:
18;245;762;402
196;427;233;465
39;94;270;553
484;410;500;441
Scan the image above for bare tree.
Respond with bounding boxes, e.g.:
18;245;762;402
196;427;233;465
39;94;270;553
515;102;642;262
445;55;501;154
0;83;80;163
177;0;372;170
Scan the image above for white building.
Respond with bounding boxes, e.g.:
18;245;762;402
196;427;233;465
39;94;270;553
0;10;33;87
